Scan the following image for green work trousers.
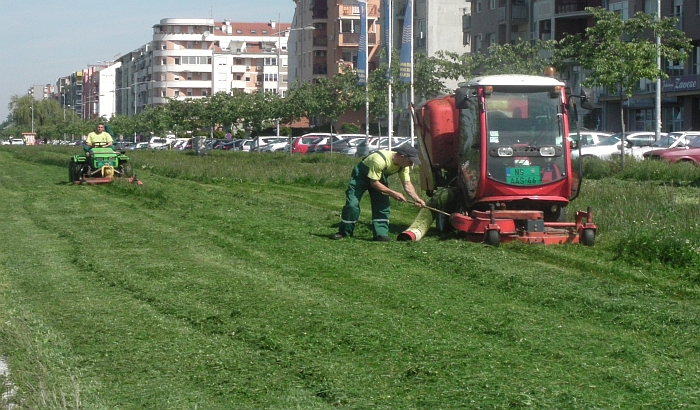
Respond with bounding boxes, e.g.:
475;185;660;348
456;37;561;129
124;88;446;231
338;161;391;237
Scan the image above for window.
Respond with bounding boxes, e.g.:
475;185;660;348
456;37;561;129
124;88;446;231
161;43;166;50
161;90;166;97
236;74;242;80
264;73;278;82
187;73;193;80
262;30;268;34
665;106;683;131
202;90;208;96
174;90;180;97
187;42;193;49
666;58;685;76
489;0;496;10
476;0;482;13
161;74;166;81
161;58;167;65
634;109;654;131
234;58;243;65
236;29;242;34
174;58;181;65
174;75;180;81
187;90;193;96
693;46;700;75
488;33;496;47
609;1;629;20
250;30;256;34
264;57;277;66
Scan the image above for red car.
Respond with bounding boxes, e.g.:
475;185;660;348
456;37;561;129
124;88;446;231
291;133;334;154
644;135;700;164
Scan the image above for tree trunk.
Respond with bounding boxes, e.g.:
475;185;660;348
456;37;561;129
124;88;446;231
619;93;626;169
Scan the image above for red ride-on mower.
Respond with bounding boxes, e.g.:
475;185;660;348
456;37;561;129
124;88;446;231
410;70;596;246
69;142;141;185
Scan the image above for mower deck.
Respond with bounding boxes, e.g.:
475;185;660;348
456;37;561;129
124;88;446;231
450;208;596;246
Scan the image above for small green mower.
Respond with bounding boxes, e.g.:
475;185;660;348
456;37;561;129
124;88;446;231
68;142;141;185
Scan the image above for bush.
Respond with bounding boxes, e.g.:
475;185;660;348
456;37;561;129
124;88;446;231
614;228;700;269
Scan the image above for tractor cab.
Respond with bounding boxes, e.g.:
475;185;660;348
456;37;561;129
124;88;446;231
414;72;595;246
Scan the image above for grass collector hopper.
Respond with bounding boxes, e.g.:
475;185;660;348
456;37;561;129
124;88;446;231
403;70;596;246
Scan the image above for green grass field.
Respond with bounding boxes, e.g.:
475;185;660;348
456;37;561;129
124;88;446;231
1;146;699;409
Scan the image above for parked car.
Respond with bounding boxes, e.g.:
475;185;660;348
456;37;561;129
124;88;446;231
314;135;366;154
306;135;344;153
644;135;700;164
631;131;700;160
259;138;290;152
212;140;236;150
250;136;285;152
128;142;149;150
577;131;662;160
291;133;335;154
10;138;25;145
148;136;177;149
568;130;613;148
353;137;411;157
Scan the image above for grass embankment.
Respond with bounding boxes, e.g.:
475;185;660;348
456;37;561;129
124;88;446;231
1;146;699;409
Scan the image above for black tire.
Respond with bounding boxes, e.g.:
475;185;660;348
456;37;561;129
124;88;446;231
484;230;500;247
68;160;82;183
435;213;453;233
580;228;595;246
119;162;134;178
544;206;566;222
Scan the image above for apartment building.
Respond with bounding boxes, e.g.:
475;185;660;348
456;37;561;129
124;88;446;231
211;21;292;96
290;0;381;85
465;0;700;132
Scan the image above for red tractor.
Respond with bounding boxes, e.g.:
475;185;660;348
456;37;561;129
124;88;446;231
410;72;596;246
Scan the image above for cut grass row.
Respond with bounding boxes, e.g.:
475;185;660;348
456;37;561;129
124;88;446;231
1;147;699;408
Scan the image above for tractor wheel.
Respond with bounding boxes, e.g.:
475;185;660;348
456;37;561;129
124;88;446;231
68;160;82;183
484;230;500;247
435;213;453;233
580;228;595;246
119;162;134;178
544;206;566;222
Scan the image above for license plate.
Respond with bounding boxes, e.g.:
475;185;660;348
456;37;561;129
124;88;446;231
506;166;541;185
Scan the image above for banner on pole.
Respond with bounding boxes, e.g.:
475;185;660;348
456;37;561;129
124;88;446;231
399;0;413;83
356;0;368;85
383;0;391;79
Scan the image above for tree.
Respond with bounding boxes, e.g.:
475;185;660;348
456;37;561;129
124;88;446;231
306;71;364;134
559;7;691;167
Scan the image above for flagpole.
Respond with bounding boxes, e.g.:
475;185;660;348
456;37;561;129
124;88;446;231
387;0;393;149
364;4;370;140
409;2;414;148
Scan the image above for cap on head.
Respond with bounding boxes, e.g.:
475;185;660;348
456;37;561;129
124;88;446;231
394;144;421;165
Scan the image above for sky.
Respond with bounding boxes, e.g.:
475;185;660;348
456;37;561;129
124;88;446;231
0;0;296;122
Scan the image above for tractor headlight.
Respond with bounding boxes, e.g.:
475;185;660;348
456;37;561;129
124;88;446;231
497;147;514;157
539;146;556;157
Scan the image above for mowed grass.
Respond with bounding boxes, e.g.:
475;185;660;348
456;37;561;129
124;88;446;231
1;146;700;409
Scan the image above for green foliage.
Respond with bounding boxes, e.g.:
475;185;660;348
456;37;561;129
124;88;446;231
340;123;361;134
614;228;700;269
559;7;691;99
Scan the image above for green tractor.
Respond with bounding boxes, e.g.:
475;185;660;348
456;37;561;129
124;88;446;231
68;142;140;185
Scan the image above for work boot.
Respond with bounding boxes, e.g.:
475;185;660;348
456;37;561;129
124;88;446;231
330;233;345;240
373;235;391;242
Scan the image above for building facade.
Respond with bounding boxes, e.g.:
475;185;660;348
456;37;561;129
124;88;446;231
465;0;700;133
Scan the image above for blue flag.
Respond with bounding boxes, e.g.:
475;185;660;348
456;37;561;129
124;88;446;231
399;0;412;83
383;0;391;79
356;0;368;85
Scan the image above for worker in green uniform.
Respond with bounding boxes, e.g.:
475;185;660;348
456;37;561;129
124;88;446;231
84;123;113;152
331;144;426;242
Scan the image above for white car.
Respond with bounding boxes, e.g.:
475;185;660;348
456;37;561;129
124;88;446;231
622;131;700;159
259;138;290;152
577;132;661;160
353;137;411;157
569;130;613;148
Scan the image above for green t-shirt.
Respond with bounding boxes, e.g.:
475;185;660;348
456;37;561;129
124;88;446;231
86;131;113;145
362;150;410;183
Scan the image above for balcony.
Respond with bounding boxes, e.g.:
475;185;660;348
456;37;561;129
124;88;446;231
339;32;377;46
555;0;603;14
313;63;328;75
313;36;328;47
341;4;378;17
